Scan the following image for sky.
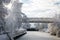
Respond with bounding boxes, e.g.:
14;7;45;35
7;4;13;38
20;0;60;18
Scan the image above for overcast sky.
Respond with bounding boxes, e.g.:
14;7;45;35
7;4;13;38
20;0;60;18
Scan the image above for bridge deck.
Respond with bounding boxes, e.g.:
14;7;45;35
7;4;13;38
22;18;55;23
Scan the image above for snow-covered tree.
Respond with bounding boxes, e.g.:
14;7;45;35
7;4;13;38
20;13;31;29
48;14;60;36
0;0;10;34
5;0;23;33
34;23;48;31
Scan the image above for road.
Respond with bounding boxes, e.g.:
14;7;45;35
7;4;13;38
16;31;60;40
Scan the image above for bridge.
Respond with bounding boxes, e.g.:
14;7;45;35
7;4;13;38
22;18;56;23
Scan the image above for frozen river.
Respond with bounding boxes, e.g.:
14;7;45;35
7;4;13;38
16;31;60;40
